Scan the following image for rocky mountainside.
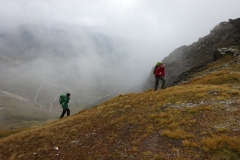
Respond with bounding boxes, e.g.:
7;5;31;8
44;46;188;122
1;53;240;159
143;18;240;90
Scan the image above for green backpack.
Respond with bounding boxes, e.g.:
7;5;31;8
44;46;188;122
59;95;66;105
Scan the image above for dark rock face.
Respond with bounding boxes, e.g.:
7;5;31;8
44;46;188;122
143;18;240;91
170;61;210;86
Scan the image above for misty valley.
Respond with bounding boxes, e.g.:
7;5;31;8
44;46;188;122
0;25;145;130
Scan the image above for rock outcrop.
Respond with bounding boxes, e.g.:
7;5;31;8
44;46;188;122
213;46;239;61
143;18;240;90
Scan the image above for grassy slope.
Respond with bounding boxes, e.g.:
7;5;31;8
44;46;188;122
1;55;240;160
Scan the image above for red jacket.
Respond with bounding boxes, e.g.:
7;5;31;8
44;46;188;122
155;64;165;78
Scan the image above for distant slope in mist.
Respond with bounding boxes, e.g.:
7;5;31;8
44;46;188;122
0;95;59;130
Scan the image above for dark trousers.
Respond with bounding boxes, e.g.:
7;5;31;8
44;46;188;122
154;76;166;91
60;108;70;118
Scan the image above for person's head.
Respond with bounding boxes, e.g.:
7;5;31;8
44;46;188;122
156;62;162;66
160;63;165;67
66;93;71;97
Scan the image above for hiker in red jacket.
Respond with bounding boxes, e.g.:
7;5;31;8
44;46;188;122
154;62;166;91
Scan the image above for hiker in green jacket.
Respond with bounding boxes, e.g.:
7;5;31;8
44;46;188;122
60;93;71;119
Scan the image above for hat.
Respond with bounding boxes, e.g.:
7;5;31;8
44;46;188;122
156;62;162;66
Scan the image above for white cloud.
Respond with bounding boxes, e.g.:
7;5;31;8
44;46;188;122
0;0;240;90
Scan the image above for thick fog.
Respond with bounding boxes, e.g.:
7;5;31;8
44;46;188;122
1;0;240;96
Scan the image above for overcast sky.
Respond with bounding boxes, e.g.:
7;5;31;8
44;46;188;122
1;0;240;87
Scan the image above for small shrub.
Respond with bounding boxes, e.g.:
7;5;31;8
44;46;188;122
217;128;226;132
180;118;189;125
161;129;194;139
169;122;179;129
187;106;212;114
154;155;166;160
160;112;171;118
132;147;138;152
183;139;198;148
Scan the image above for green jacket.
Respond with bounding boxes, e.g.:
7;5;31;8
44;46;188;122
62;97;70;109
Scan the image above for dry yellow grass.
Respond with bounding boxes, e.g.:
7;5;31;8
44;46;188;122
161;129;194;139
182;139;198;148
202;135;240;152
0;130;23;139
